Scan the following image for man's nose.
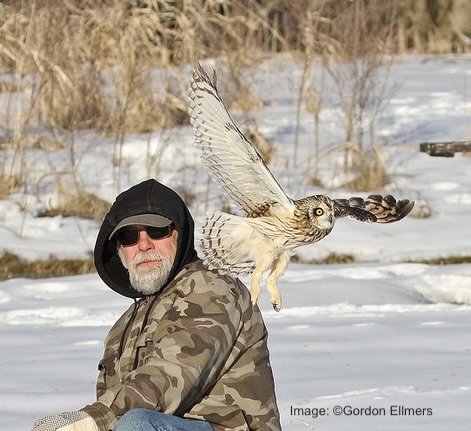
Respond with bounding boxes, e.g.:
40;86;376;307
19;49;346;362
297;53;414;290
137;231;154;250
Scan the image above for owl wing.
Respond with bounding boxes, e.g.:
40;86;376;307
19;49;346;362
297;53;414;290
334;194;415;223
188;63;294;216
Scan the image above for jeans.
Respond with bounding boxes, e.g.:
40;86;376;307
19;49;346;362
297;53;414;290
114;409;213;431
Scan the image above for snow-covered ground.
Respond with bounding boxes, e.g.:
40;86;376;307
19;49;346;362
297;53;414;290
1;54;470;430
2;263;470;430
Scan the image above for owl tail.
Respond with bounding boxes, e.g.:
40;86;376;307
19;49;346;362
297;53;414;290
200;211;258;276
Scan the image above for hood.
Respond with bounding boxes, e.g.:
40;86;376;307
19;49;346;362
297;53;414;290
94;179;199;298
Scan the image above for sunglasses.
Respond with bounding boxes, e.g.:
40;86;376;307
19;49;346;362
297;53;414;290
115;225;173;246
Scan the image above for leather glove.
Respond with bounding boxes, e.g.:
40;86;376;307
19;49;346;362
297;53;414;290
32;411;98;431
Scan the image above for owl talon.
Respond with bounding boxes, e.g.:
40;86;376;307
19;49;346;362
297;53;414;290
272;300;282;312
251;291;260;306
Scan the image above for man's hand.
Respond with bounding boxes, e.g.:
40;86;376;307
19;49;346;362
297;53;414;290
32;411;98;431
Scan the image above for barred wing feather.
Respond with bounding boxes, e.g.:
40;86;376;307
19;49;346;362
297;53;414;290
333;194;415;223
188;63;293;216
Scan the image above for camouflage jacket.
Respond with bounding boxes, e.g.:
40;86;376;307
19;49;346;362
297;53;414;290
82;260;281;431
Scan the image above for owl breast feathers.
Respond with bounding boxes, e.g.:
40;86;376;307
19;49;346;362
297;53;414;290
188;63;414;311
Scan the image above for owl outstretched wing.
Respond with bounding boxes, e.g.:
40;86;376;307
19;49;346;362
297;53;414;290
334;194;414;223
188;63;294;217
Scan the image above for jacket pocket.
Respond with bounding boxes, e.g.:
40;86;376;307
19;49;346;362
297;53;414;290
97;349;120;394
133;332;155;369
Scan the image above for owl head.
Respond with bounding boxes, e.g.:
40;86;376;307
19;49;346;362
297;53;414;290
297;195;335;231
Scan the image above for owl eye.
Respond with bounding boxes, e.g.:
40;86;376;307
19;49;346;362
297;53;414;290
314;207;324;216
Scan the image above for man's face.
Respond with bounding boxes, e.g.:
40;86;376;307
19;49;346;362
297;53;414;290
117;225;178;295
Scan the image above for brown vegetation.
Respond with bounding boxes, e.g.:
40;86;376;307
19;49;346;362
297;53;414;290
1;0;468;194
292;252;356;265
0;1;470;276
0;251;94;279
1;1;468;132
41;189;111;221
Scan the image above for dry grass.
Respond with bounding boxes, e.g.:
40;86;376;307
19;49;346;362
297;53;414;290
2;250;467;281
0;251;94;279
292;252;356;265
0;0;469;210
0;1;467;280
319;1;398;187
0;173;21;198
0;132;64;151
0;80;24;92
342;149;391;192
0;0;289;134
408;256;471;265
293;253;471;266
243;126;275;165
41;189;111;221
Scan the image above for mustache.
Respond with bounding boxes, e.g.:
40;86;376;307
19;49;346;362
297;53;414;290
132;250;167;266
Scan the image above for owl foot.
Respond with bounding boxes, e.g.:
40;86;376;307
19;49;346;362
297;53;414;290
271;297;282;312
250;290;260;306
269;283;282;311
250;273;262;306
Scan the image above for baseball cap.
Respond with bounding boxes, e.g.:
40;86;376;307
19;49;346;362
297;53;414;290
109;213;173;239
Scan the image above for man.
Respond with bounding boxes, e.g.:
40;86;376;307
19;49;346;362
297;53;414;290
32;179;281;431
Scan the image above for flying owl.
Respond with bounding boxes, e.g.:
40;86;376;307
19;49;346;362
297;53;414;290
188;63;414;311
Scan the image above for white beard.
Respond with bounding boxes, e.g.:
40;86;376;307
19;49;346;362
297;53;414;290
118;249;175;295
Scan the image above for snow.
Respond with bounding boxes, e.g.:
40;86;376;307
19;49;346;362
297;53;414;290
1;54;471;430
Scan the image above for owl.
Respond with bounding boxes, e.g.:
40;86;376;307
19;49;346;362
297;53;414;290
188;63;414;311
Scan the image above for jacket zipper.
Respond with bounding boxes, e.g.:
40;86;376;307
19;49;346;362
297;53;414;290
118;298;139;358
132;295;158;370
